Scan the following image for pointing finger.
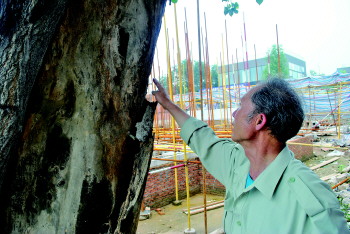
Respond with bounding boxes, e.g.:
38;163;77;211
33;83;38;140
153;78;164;92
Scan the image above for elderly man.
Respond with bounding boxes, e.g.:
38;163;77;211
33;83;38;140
152;77;349;233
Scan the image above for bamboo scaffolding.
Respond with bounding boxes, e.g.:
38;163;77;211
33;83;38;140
147;6;350;231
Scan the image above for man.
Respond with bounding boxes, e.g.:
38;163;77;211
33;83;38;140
152;77;349;233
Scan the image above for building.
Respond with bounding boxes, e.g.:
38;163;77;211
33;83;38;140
336;67;350;74
217;53;307;86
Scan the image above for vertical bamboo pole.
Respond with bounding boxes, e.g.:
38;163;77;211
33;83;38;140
201;29;209;123
204;13;214;128
184;9;196;118
338;82;342;139
195;4;209;230
327;90;337;128
243;13;250;83
308;86;312;123
200;20;209;234
225;20;233;124
236;48;241;100
276;24;281;75
174;4;192;230
254;44;258;82
220;50;228;130
196;0;204;122
164;16;180;203
240;35;248;84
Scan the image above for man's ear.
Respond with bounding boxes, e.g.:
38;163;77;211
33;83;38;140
255;113;267;131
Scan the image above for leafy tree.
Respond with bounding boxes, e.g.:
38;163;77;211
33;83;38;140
159;75;169;92
211;65;219;87
262;44;290;79
193;61;206;92
180;60;205;93
171;62;188;95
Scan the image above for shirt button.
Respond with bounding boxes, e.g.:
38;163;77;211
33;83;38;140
237;221;242;226
289;177;295;183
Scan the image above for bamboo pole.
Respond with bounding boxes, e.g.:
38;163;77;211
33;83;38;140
204;13;214;128
174;3;192;230
254;44;258;82
337;82;342;139
164;16;180;203
184;9;196;118
236;48;241;100
197;0;204;122
225;20;233;124
332;177;350;190
327;90;337;128
151;158;201;164
220;51;228;129
240;35;248;84
276;24;281;75
243;13;250;83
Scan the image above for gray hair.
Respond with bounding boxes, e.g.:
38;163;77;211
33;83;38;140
249;78;305;143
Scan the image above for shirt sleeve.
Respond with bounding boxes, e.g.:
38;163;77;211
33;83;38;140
180;117;243;186
308;208;349;234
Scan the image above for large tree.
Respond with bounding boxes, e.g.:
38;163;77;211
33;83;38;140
0;0;166;233
262;44;289;79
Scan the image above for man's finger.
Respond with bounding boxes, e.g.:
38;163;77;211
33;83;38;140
153;78;164;92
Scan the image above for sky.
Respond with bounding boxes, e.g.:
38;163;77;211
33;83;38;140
155;0;350;76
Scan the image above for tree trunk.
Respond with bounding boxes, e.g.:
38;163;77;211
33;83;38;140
0;0;166;233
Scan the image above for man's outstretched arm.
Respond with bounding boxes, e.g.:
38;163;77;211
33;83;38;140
152;78;190;128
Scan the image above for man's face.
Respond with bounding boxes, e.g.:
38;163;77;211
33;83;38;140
231;88;257;143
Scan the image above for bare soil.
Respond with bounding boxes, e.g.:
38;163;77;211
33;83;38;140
137;194;224;234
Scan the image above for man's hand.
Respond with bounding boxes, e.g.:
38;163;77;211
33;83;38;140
152;78;172;109
151;78;190;127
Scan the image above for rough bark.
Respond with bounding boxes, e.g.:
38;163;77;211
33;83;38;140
0;0;166;233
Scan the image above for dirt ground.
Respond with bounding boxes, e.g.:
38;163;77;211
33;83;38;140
137;135;350;234
137;193;225;234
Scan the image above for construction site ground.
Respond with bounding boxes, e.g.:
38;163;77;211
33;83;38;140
137;135;350;234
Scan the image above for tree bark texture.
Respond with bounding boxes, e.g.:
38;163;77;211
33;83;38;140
0;0;166;233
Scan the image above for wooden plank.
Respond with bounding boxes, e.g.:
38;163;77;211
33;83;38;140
320;173;339;181
184;202;224;215
182;200;224;212
310;157;340;170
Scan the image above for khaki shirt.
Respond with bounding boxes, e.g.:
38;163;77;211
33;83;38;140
181;117;349;234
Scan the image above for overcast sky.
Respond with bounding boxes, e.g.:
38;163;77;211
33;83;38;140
155;0;350;76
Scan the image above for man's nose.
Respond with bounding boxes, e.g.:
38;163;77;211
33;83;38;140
232;109;237;118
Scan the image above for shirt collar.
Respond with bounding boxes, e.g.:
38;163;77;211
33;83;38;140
249;146;293;199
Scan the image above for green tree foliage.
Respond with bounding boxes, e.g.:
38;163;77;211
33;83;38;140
223;0;263;16
159;75;168;92
262;44;290;79
193;61;206;92
211;65;219;87
162;60;219;95
171;62;188;94
180;60;205;92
